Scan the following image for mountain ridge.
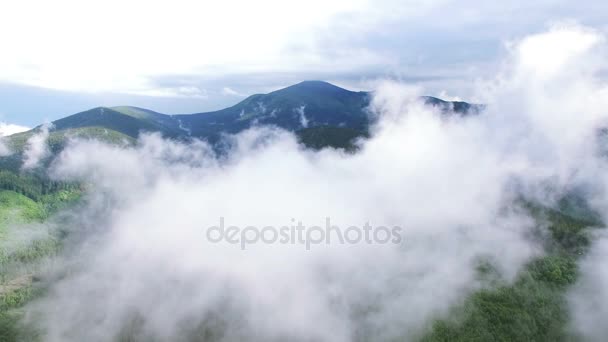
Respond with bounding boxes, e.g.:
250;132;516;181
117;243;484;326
5;81;482;151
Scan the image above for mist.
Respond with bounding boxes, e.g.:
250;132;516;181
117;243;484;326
22;123;52;170
19;24;608;341
0;122;29;137
0;140;11;157
0;122;29;156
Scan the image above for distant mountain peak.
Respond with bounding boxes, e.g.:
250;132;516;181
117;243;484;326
276;80;353;95
294;80;339;87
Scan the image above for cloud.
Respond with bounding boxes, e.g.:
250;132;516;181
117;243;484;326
32;115;539;341
0;0;366;95
0;1;606;98
511;23;603;79
0;141;11;157
0;122;29;136
436;90;462;102
479;24;608;340
0;121;27;156
17;24;608;341
295;105;309;128
120;85;208;98
21;122;53;170
221;87;243;97
568;232;608;341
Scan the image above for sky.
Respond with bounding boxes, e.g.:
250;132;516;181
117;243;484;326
1;0;607;127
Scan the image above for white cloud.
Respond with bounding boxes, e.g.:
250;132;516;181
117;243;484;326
1;0;604;98
33;110;539;341
295;105;309;128
0;122;29;136
437;90;462;102
0;0;368;95
0;121;29;156
568;232;608;341
21;122;52;170
128;86;208;98
221;87;243;96
511;23;603;80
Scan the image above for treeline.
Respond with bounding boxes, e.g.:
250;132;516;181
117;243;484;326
0;170;79;202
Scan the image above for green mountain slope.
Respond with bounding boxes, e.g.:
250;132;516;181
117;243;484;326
51;107;183;138
0;171;81;342
296;126;368;152
0;126;134;172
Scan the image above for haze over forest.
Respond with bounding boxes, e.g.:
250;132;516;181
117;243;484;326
1;1;608;342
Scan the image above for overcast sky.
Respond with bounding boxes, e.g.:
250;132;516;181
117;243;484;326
1;0;607;126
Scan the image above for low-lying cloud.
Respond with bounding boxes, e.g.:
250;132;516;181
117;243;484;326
0;121;29;156
568;231;608;341
22;123;52;170
0;121;29;137
33;120;538;342
0;140;11;157
20;24;608;341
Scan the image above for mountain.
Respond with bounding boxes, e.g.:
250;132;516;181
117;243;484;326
4;81;482;153
53;106;185;137
174;80;371;141
422;96;484;115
